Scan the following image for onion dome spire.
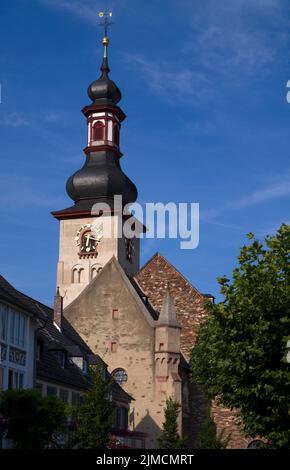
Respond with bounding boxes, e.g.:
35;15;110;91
51;11;138;220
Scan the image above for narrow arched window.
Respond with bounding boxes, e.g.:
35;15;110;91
91;267;97;280
93;121;105;141
78;268;84;283
72;269;79;284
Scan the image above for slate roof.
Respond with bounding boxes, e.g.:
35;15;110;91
0;275;46;320
37;338;90;390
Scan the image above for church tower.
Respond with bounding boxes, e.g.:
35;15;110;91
52;24;139;306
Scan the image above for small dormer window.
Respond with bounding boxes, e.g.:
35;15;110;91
53;350;66;368
71;356;88;374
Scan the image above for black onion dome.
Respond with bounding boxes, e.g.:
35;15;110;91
53;37;138;217
87;57;121;105
66;150;138;209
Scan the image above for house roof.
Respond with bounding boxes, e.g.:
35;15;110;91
37;318;133;401
0;274;132;402
37;314;109;391
0;275;46;320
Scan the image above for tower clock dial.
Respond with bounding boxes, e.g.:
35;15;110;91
75;224;103;258
81;231;97;253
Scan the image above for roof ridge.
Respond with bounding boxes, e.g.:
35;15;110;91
0;274;52;314
137;252;161;273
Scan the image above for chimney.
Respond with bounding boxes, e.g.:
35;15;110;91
53;287;63;330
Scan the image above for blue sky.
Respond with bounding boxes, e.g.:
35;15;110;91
0;0;289;305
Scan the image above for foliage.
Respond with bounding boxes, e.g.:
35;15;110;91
195;411;230;449
158;397;186;449
191;224;290;448
0;389;67;449
74;365;115;449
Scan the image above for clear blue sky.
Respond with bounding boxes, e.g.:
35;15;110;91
0;0;289;306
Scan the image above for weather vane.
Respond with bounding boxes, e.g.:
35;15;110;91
98;10;113;37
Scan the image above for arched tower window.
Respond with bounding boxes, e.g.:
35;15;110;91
72;265;84;284
93;121;105;141
78;268;84;283
72;268;79;284
91;264;102;280
91;267;97;280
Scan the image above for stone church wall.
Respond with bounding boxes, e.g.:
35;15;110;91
64;259;179;448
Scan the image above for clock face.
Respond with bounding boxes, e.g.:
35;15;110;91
75;224;103;258
80;230;97;254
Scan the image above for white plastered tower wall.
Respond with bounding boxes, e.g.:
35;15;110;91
57;214;140;307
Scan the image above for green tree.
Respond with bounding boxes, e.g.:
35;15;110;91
75;365;115;449
0;389;67;449
191;224;290;448
195;411;230;449
158;397;186;449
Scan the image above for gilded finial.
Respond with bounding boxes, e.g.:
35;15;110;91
98;11;113;58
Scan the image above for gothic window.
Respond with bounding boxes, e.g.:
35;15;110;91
112;368;128;386
93;121;105;141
